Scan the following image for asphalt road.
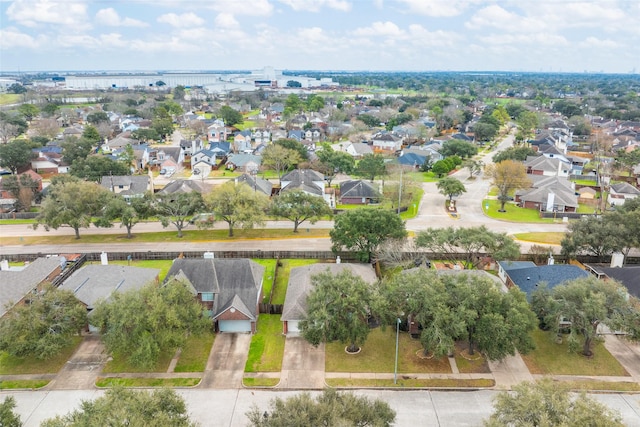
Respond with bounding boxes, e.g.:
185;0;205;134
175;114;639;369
3;388;640;427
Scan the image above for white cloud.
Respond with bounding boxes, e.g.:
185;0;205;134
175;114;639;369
407;25;462;47
478;32;568;47
352;21;406;38
207;0;273;16
214;13;240;29
0;27;43;48
96;8;148;28
6;0;88;27
395;0;482;17
579;36;618;49
157;12;205;28
466;5;544;33
278;0;351;12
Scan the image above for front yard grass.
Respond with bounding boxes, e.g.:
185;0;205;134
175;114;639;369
0;228;331;246
558;380;640;392
0;336;82;375
513;232;565;245
521;329;629;376
271;259;319;305
325;327;451;374
245;314;285;373
102;349;174;374
0;380;50;390
482;199;556;223
95;377;200;388
174;333;215;372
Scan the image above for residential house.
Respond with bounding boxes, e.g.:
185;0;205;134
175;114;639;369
371;133;403;153
281;263;377;334
344;142;373;159
497;261;537;283
208;141;231;157
502;264;589;299
164;258;264;333
398;152;428;168
59;264;160;330
280;168;334;207
234;130;253;151
586;265;640;299
288;130;304;142
515;175;578;213
252;129;271;145
608;182;640;207
524;155;571;177
304;128;322;143
191;149;217;177
235;173;273;196
180;139;205;157
421;142;444;162
158;179;209;195
0;256;66;318
207;120;228;143
226;153;262;172
100;175;150;201
339;180;380;205
102;133;137;154
31;151;69;175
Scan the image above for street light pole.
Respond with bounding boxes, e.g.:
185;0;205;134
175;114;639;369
394;317;401;384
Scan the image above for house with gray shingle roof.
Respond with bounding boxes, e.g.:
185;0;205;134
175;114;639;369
339;180;380;205
503;264;589;299
515;175;578;213
608;182;640;207
235;173;272;196
281;263;377;335
0;257;66;318
164;258;264;333
100;175;150;201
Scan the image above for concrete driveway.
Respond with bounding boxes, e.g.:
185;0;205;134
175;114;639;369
50;335;106;390
200;333;251;389
279;336;325;389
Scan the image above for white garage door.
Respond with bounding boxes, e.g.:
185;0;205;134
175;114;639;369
218;320;251;333
287;320;300;333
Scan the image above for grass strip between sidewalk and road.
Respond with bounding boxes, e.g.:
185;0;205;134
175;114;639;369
0;380;50;390
512;232;565;245
243;377;280;387
95;377;200;388
326;378;495;388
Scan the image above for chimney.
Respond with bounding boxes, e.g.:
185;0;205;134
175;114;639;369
336;256;341;264
548;253;555;265
100;251;108;265
546;192;555;212
203;252;215;259
0;260;9;271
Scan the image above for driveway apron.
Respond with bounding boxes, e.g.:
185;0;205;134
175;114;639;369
50;335;106;390
279;336;325;389
200;333;251;389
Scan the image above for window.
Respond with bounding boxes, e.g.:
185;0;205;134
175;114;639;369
201;292;214;302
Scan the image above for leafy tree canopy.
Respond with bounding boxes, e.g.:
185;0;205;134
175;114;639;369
493;146;538;163
204;181;270;237
436;176;467;201
0;139;32;174
274;138;308;160
0;396;21;427
156;191;204;238
70;155;130;182
218;105;243;127
439;139;478;158
484;160;531;212
270;189;333;233
355;153;386;182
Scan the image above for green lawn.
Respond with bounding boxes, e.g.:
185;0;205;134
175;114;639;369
95;377;200;388
325;327;451;374
252;259;277;303
571;179;598;186
513;232;565;245
243;377;279;387
101;349;175;374
0;336;82;375
482;199;556;223
0;227;331;246
0;219;35;225
557;380;640;392
244;314;286;372
0;380;50;390
0;93;21;105
271;259;319;305
105;259;173;282
174;333;215;372
325;378;494;388
577;203;596;214
208;170;240;179
521;329;629;376
407;171;440;183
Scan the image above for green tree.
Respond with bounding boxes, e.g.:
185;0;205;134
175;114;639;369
315;143;355;186
560;215;626;262
286;80;302;88
0;396;21;427
615;147;640;177
204;181;269;237
357;114;381;128
436;176;466;202
493;146;538;163
61;137;93;164
300;269;374;353
42;388;197;427
7;83;27;94
81;125;102;144
42;103;60;117
440;140;478;158
431;159;452;177
330;208;407;262
97;193;154;239
270;190;333;233
173;84;186;101
0;173;40;212
247;389;395;427
474;122;499;142
156;191;204;238
306;94;325;112
70;156;130;182
0;286;87;360
463;159;483;179
151;117;174;140
17;104;39;122
0;112;28;143
284;94;303;115
91;281;210;369
86;111;109;125
356;153;386;182
34;178;112;239
131;128;161;142
515;111;540;142
531;277;639;356
485;378;624;427
261;144;301;183
485;160;531;212
274;138;308;160
416;226;520;269
218;105;243;127
0;139;32;174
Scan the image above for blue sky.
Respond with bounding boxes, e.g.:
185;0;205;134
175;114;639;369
1;0;639;73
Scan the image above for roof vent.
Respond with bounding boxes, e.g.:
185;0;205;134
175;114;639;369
527;277;530;280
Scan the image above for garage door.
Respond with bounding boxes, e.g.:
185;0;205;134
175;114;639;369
287;320;300;334
218;320;251;333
